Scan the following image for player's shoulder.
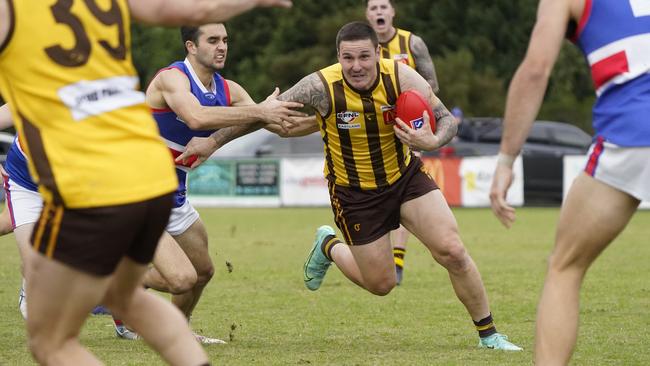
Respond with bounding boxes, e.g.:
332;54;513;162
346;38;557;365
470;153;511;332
151;65;190;90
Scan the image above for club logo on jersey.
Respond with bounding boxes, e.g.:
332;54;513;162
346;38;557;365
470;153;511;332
381;105;396;125
336;111;361;129
204;93;216;100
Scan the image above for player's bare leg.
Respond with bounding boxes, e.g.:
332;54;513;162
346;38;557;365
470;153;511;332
344;235;397;295
535;174;638;365
26;252;208;366
15;224;35;275
26;251;113;365
15;223;35;319
103;257;208;365
143;231;198;295
0;203;13;235
401;190;521;350
171;219;214;318
401;190;490;320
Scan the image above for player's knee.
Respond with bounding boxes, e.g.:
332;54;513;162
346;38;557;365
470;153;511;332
195;262;214;286
28;338;47;364
546;249;589;275
366;277;397;296
27;328;54;363
167;269;198;294
434;237;470;272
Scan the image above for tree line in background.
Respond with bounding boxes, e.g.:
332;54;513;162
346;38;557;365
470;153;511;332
1;1;595;134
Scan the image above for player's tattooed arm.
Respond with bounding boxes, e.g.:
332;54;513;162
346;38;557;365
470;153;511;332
410;35;439;93
211;122;265;149
175;122;265;168
278;73;331;117
430;98;457;148
397;63;457;150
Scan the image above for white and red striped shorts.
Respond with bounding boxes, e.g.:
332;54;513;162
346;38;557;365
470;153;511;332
585;137;650;201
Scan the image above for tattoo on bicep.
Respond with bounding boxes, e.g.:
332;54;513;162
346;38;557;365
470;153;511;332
432;102;457;147
411;36;439;92
279;73;330;116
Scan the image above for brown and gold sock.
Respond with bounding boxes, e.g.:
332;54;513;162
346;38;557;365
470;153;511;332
474;313;497;338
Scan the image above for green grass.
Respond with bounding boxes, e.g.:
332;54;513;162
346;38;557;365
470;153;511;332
1;207;649;365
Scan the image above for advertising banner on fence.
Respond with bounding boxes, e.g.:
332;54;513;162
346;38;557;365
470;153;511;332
187;159;281;207
280;158;329;206
564;155;650;209
459;156;524;207
420;157;462;206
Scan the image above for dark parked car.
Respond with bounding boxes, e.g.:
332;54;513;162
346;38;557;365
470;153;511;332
424;117;592;205
424;117;592;158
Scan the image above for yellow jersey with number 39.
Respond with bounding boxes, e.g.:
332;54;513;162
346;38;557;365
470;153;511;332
0;0;176;208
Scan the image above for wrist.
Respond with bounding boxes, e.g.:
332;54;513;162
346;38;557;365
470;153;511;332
496;152;517;168
210;134;224;149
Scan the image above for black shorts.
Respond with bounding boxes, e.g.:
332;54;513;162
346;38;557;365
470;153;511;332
31;192;173;276
328;157;438;245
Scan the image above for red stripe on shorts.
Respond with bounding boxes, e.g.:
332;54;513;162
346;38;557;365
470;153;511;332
585;136;605;176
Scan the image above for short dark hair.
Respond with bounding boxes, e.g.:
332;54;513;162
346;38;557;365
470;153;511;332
336;21;379;51
180;26;201;53
366;0;394;7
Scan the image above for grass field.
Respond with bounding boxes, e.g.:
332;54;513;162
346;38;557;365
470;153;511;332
1;207;649;365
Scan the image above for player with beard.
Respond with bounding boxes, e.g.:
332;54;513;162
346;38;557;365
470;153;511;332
142;22;304;342
181;22;522;351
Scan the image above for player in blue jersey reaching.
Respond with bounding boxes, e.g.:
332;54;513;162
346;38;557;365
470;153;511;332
490;0;650;364
144;22;304;343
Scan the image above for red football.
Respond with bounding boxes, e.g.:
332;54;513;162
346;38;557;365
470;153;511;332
395;90;436;132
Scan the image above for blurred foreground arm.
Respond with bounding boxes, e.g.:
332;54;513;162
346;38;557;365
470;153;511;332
490;0;571;228
130;0;292;26
0;104;14;130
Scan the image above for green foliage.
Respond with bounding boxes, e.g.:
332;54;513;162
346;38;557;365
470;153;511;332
131;25;185;86
434;48;506;117
2;208;650;364
129;0;595;131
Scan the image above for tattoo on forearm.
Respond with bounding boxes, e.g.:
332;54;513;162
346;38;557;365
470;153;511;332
278;73;330;116
213;122;263;147
411;35;439;93
432;103;457;147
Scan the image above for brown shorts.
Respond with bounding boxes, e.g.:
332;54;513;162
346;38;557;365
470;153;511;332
31;192;173;276
328;157;438;245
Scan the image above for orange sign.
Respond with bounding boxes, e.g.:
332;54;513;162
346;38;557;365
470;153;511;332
420;157;462;206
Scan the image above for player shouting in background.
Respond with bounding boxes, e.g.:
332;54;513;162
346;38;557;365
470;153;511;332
491;0;650;364
366;0;440;285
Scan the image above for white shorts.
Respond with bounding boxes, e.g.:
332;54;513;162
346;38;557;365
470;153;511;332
4;178;42;228
166;200;200;236
585;138;650;201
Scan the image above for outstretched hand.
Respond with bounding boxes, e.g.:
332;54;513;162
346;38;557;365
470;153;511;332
260;87;305;131
175;136;219;169
489;163;516;228
393;111;439;151
257;0;293;8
